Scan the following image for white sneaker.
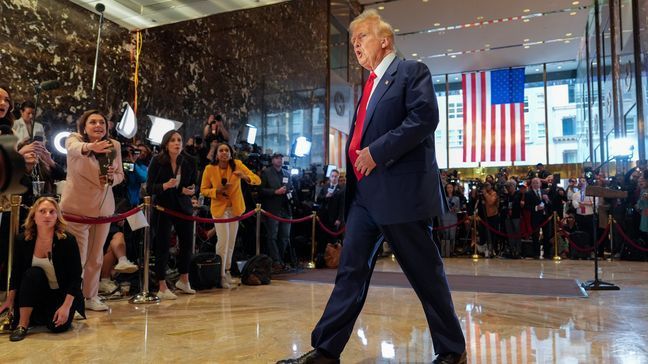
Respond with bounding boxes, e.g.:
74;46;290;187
221;276;232;289
85;296;109;311
99;279;118;294
156;289;177;300
174;280;196;294
114;259;138;274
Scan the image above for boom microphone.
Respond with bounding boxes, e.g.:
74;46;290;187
39;80;61;91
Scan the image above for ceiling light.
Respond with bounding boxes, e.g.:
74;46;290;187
423;0;429;2
535;68;540;72
485;43;491;47
523;9;530;13
566;33;572;36
524;38;530;42
572;1;580;4
394;28;400;32
454;77;459;80
412;53;418;57
450;55;457;58
523;19;530;23
447;49;453;52
378;6;384;10
564;40;571;43
418;59;423;62
557;65;563;69
524;45;530;49
434;22;441;27
436;79;441;82
570;11;577;15
476;16;483;20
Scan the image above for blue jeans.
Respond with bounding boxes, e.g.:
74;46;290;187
265;218;291;264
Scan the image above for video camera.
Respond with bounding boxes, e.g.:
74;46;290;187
0;135;28;197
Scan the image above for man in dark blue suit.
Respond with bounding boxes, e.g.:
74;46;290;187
278;9;466;364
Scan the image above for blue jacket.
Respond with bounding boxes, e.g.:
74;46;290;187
345;58;447;225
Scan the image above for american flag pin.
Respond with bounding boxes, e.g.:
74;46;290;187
385;80;390;85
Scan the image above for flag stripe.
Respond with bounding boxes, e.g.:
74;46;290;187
480;72;487;162
462;74;467;163
520;103;526;161
471;73;477;162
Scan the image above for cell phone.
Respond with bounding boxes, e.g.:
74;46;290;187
553;173;560;181
123;162;134;172
33;135;44;142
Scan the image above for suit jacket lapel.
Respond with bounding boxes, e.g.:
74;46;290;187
361;57;400;140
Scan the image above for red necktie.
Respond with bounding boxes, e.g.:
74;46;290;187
349;72;377;181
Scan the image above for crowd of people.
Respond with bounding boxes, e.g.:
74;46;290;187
1;82;647;345
438;164;648;261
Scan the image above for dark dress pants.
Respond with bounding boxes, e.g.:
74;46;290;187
311;196;465;357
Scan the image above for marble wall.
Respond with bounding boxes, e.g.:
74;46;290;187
138;0;328;161
0;0;131;129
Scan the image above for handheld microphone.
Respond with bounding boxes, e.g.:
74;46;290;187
221;178;227;186
39;80;61;91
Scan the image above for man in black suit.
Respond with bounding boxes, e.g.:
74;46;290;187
315;169;345;251
525;177;552;258
278;9;466;364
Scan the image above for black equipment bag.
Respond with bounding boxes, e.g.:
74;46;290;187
568;231;591;260
189;252;221;290
241;255;273;286
620;238;648;261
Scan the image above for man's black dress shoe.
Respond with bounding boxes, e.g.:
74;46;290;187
276;349;340;364
9;326;28;342
432;351;467;364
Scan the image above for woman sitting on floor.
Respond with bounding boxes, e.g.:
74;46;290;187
0;196;85;341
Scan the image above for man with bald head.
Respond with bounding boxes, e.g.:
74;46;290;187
526;177;552;258
277;9;466;364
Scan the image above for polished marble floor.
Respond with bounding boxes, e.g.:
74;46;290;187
0;257;646;363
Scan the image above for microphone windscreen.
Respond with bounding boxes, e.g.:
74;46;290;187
40;80;60;91
95;3;105;12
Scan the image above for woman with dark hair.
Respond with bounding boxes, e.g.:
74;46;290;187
201;142;260;288
0;197;84;341
60;110;124;311
0;86;15;131
146;130;197;299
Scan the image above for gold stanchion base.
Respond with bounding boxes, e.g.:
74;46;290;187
0;317;13;334
553;256;562;261
129;292;160;304
306;261;316;269
471;254;480;260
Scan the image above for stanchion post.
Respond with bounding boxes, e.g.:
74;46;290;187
1;195;22;332
130;196;160;304
255;204;262;256
471;213;480;260
307;212;317;269
552;211;561;261
607;215;614;261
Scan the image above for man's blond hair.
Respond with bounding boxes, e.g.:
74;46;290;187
350;9;395;49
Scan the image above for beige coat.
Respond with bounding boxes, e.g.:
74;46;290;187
60;133;124;217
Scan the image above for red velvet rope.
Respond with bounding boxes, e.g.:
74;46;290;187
559;224;610;253
479;215;553;239
613;223;648;252
155;206;257;223
63;206;143;225
316;217;346;237
433;217;470;231
261;210;313;224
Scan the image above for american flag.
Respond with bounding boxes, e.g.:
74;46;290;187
462;68;526;162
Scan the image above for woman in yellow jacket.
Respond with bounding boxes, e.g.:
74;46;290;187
201;143;260;288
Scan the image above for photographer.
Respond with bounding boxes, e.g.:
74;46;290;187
122;144;148;207
12;101;45;144
260;153;297;271
481;182;499;258
203;114;230;145
502;180;523;258
15;139;65;208
315;170;345;253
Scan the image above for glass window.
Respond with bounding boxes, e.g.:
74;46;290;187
546;60;578;164
433;75;448;169
563;117;576;136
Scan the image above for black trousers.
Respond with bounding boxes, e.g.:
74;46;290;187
152;211;193;280
311;195;465;357
14;267;74;333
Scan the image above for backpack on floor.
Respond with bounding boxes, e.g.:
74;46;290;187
189;252;221;290
241;255;273;286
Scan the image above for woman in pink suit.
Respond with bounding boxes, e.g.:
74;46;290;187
60;110;124;312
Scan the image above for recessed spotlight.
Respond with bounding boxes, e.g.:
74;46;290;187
423;0;429;2
394;28;400;32
434;22;441;27
570;11;577;15
447;49;453;52
565;33;572;37
451;55;457;58
418;59;424;62
485;44;491;47
535;68;540;72
378;6;384;10
523;9;530;13
564;40;571;43
412;53;418;57
557;65;563;69
524;38;530;42
523;19;530;23
572;1;579;5
436;79;441;82
477;16;484;20
524;45;530;49
454;77;459;80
